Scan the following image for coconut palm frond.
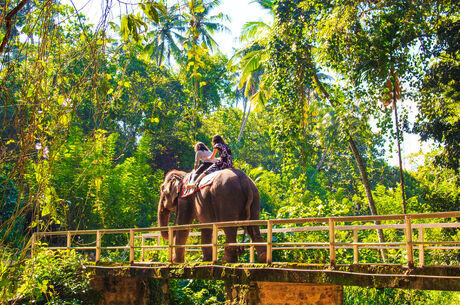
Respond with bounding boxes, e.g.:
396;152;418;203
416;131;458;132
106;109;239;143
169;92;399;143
250;0;274;11
240;21;270;42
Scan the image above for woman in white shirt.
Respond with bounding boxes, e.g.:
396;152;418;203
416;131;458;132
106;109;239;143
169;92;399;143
189;142;217;186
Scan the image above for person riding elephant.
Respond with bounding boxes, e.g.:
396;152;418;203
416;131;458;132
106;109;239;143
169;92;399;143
158;168;267;263
187;142;218;187
187;135;232;190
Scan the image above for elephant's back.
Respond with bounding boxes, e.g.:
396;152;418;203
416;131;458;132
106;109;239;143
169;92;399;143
209;168;259;201
199;168;260;222
213;168;254;187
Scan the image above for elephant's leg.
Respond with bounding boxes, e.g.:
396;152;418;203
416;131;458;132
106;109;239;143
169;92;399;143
173;229;190;263
246;225;267;263
223;227;238;263
201;229;213;261
173;198;194;263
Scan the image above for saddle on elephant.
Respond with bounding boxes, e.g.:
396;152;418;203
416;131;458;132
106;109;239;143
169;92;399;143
181;171;220;197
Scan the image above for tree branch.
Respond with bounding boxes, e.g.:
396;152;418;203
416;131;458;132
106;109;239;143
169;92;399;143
0;0;31;57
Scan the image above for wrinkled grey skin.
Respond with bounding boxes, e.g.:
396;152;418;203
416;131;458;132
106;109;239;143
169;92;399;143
158;168;267;263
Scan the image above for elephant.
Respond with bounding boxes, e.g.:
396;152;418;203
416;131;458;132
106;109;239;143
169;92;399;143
157;168;267;263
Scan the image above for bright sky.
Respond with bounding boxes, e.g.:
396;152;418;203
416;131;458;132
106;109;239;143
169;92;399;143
61;0;430;170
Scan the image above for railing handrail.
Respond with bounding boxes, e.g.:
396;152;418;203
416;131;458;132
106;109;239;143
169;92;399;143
34;211;460;237
31;211;460;268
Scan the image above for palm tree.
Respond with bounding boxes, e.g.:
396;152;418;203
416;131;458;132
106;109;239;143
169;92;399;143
142;2;186;66
183;0;230;51
230;0;274;140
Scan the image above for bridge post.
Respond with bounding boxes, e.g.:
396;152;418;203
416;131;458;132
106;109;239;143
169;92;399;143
266;220;273;264
329;218;336;266
168;227;174;263
96;230;101;262
141;235;145;262
405;216;414;268
129;229;135;263
353;229;358;264
250;245;255;263
66;231;71;256
212;224;218;263
418;228;424;267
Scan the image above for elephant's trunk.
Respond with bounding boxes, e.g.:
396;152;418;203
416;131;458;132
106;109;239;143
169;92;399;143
158;208;170;240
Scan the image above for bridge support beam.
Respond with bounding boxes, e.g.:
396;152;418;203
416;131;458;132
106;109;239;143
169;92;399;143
225;281;343;305
90;275;169;305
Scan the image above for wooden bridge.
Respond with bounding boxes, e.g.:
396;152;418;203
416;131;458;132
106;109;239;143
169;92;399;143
32;211;460;304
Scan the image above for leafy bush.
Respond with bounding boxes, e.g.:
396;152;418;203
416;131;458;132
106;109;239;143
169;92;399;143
170;279;226;305
11;248;93;304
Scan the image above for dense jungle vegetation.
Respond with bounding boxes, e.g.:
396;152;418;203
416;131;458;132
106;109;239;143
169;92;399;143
0;0;459;303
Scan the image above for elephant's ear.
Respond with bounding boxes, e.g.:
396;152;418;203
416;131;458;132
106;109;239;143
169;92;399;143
163;176;181;201
163;183;171;195
170;177;182;197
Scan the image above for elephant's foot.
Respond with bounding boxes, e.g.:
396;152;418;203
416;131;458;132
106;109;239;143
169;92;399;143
257;252;267;263
223;248;238;263
172;256;185;263
202;255;212;262
201;246;212;262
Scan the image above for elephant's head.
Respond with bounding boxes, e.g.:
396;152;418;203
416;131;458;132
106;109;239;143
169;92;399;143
158;170;185;239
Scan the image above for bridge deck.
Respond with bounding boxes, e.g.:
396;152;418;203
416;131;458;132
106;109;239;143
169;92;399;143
87;262;460;291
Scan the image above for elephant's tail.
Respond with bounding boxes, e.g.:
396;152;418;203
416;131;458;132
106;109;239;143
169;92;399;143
233;168;259;221
244;182;253;221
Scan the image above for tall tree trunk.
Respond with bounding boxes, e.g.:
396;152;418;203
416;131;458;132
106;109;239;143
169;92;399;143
238;84;255;142
313;72;387;261
238;104;251;142
348;136;387;261
393;94;407;214
310;141;331;180
0;0;31;56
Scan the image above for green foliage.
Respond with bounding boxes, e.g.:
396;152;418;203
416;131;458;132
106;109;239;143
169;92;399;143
170;279;226;305
201;107;279;171
50;128;164;231
414;18;460;172
0;169;25;247
410;152;460;212
235;161;283;214
1;0;459;303
5;249;93;304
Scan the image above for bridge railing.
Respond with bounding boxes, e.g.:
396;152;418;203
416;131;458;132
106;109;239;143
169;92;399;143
31;212;460;267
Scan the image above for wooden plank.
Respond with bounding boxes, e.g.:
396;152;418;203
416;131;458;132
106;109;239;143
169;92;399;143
141;236;145;262
329;219;336;266
129;230;135;263
39;219;460;240
267;220;273;264
353;229;358;264
168;227;174;263
212;224;218;263
405;216;414;268
419;228;424;267
66;231;71;256
412;241;460;245
138;222;460;240
96;230;101;262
